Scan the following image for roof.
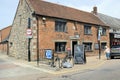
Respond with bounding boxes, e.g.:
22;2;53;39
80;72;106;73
28;0;107;26
97;13;120;29
0;26;11;43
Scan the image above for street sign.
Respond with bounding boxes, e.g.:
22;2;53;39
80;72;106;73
27;29;32;35
26;29;32;38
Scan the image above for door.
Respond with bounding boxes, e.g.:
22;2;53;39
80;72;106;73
72;41;77;57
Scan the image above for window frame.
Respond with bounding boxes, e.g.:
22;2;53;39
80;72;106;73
84;24;92;35
55;42;66;53
83;42;93;51
101;42;107;50
102;28;106;36
55;20;67;32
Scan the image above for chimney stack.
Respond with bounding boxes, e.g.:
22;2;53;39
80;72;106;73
92;6;97;15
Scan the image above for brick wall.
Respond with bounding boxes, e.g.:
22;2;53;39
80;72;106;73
37;17;109;58
0;26;11;54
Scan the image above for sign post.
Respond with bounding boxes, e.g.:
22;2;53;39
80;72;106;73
26;29;32;62
98;27;102;59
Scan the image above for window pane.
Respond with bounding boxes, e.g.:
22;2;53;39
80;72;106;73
101;43;107;49
55;42;66;52
102;28;106;35
84;25;91;34
83;42;92;51
55;21;66;32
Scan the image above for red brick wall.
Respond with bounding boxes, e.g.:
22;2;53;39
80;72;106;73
0;26;11;53
37;17;109;58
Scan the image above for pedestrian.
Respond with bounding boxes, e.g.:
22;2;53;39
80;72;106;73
104;46;110;60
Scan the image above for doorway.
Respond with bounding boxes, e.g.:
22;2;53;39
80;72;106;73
72;41;77;57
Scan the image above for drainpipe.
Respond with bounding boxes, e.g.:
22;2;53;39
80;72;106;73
1;30;3;52
36;15;40;66
0;30;2;50
7;41;9;55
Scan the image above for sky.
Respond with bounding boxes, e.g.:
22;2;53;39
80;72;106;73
0;0;120;29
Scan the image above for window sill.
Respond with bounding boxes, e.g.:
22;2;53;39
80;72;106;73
84;34;92;35
101;34;107;36
55;51;67;54
85;50;93;52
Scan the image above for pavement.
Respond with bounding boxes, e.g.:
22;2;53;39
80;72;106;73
0;53;107;75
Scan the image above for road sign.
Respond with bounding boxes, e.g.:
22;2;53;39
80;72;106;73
26;29;32;38
27;29;32;35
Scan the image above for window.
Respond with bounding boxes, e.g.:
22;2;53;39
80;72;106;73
102;28;106;35
101;42;107;50
84;25;92;34
55;42;66;52
83;42;92;51
55;20;67;32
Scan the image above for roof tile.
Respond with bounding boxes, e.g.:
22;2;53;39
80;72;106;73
28;0;107;26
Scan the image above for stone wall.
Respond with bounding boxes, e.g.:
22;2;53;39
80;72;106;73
9;0;37;60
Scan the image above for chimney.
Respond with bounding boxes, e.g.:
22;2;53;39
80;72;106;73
92;6;97;15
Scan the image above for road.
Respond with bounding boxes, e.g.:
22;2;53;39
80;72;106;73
52;59;120;80
1;54;120;80
0;58;53;80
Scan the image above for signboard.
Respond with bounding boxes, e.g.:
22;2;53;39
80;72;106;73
45;49;52;59
98;27;102;40
74;45;85;64
98;32;101;41
114;34;120;38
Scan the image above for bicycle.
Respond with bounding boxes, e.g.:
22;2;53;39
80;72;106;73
50;53;61;69
61;53;74;68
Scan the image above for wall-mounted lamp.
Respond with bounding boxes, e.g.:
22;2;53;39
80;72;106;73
42;17;46;25
42;17;46;21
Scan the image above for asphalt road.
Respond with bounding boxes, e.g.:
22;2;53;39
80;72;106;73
52;59;120;80
1;54;120;80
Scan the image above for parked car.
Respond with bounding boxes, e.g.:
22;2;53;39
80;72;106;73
110;45;120;59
